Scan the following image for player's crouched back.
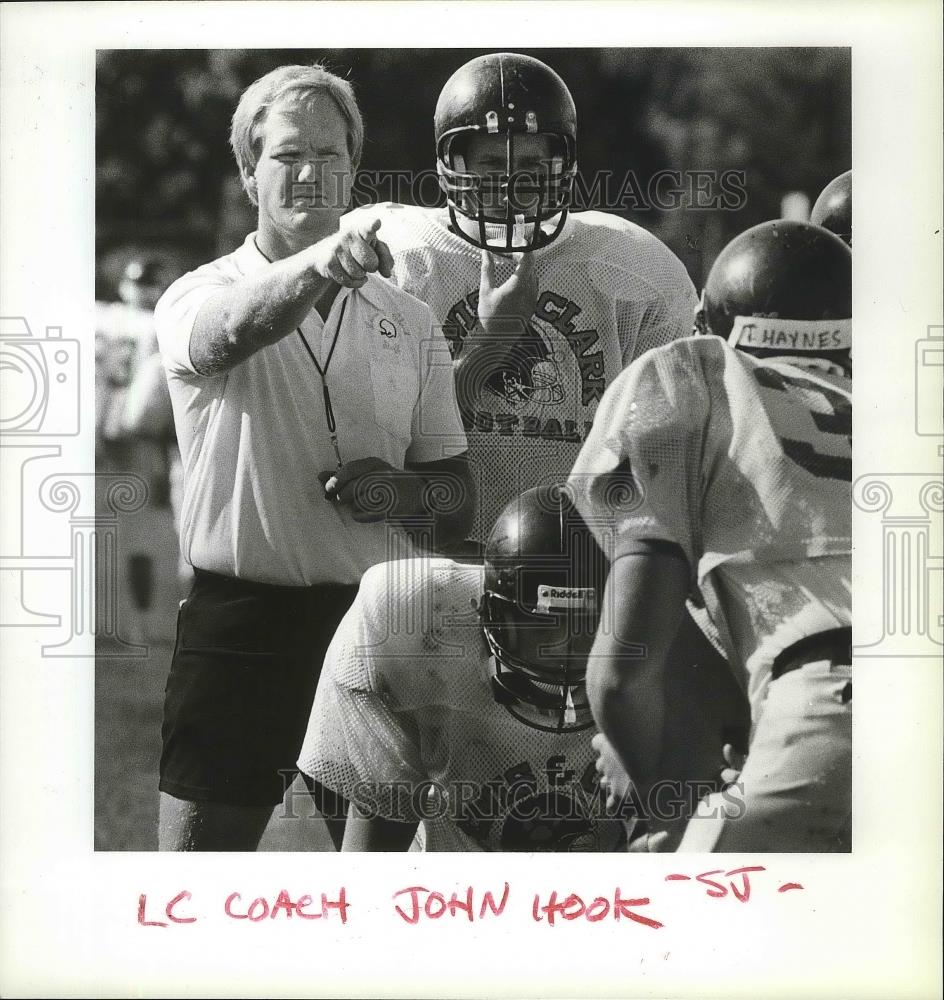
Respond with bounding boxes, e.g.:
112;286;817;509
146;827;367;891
298;486;749;852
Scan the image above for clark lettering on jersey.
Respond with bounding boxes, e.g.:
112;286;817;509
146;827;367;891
444;289;607;407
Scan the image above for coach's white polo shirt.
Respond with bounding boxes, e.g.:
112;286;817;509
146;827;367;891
155;233;467;586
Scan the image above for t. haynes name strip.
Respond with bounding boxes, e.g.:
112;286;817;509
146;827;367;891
728;316;851;352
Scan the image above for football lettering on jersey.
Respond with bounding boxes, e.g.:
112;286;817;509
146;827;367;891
454;753;616;852
469;411;593;443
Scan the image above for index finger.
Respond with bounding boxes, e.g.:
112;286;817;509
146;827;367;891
375;238;394;278
479;248;497;287
514;249;536;276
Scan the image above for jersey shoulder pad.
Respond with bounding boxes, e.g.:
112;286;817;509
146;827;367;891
580;338;713;489
570;209;675;247
569;211;693;288
352;557;483;676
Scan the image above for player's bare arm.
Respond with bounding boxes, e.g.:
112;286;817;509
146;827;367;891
320;453;474;547
189;220;394;376
341;804;420;852
586;543;690;798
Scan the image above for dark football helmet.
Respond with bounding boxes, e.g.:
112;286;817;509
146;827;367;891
694;220;852;372
434;52;578;253
810;170;852;246
478;485;609;732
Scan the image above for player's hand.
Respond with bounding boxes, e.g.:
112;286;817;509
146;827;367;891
476;249;538;336
625;745;746;854
591;732;636;813
310;218;394;288
320;457;422;523
627;829;679;853
719;743;746;787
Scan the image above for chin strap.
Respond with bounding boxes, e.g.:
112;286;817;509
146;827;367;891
490;660;591;733
562;687;578;727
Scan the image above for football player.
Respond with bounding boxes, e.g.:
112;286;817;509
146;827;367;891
810;170;852;246
570;219;852;852
297;485;748;851
345;52;697;544
95;255;181;640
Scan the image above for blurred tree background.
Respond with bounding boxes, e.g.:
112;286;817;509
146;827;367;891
96;47;850;297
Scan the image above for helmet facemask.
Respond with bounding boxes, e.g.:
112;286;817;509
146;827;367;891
437;128;576;253
692;289;710;337
478;576;598;733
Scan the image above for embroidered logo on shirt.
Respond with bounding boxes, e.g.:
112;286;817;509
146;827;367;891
378;317;398;339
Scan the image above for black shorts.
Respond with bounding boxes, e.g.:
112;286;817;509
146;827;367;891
159;569;359;807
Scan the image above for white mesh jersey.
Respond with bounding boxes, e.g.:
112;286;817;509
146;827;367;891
568;336;851;714
345;204;698;541
298;557;627;852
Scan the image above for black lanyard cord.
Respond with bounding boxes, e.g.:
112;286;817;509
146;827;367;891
294;294;348;435
253;236;348;461
293;294;347;379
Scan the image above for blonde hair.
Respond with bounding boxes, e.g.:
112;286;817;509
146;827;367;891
229;64;364;205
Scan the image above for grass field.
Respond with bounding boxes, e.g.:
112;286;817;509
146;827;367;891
94;625;336;853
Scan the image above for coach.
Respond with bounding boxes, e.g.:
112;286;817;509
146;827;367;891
154;64;472;851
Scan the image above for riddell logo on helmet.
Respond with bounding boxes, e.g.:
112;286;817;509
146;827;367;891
536;585;595;611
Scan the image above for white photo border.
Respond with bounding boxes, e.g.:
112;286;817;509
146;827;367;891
0;2;941;998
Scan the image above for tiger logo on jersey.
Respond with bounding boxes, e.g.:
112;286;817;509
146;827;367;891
491;321;565;407
445;287;609;416
445;290;567;408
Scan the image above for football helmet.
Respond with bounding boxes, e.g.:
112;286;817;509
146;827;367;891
810;170;852;246
479;485;609;732
434;52;578;253
694;220;852;371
